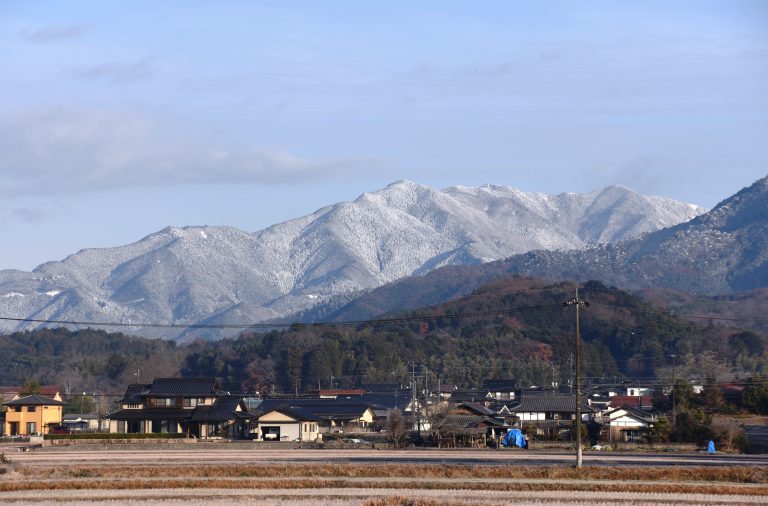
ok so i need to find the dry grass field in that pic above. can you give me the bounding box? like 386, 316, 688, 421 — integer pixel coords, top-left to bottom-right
2, 449, 768, 504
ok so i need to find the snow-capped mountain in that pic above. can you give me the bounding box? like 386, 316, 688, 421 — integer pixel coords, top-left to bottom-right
0, 180, 704, 338
495, 175, 768, 295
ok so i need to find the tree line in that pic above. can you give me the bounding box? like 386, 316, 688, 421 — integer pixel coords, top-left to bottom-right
0, 279, 765, 405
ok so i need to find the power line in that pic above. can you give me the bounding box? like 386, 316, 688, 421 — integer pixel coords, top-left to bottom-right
3, 284, 763, 331
0, 303, 560, 330
588, 302, 768, 323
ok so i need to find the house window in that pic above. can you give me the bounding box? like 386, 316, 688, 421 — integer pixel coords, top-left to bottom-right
152, 398, 174, 407
28, 406, 37, 412
26, 422, 36, 434
14, 406, 21, 412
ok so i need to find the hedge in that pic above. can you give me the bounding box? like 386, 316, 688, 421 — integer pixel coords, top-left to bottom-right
44, 433, 188, 440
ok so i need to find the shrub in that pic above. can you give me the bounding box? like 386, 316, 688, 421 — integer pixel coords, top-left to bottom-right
710, 418, 748, 452
44, 432, 187, 440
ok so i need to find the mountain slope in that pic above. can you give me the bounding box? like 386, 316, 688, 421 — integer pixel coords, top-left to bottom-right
502, 175, 768, 295
0, 181, 703, 337
318, 176, 768, 323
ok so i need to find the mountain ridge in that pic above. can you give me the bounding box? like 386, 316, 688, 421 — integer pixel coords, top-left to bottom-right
314, 175, 768, 324
0, 180, 704, 338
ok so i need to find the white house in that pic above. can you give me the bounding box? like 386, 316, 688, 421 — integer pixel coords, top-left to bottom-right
254, 407, 320, 442
601, 406, 655, 443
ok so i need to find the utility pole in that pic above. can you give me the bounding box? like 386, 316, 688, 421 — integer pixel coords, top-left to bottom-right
670, 354, 677, 428
564, 286, 589, 469
409, 361, 420, 438
552, 363, 558, 390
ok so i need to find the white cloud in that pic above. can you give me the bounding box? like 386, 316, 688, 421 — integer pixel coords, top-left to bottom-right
0, 107, 364, 197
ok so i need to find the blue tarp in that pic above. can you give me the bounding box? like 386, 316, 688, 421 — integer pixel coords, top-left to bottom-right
502, 428, 527, 448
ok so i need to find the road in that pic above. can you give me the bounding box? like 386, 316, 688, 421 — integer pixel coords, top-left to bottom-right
7, 446, 768, 467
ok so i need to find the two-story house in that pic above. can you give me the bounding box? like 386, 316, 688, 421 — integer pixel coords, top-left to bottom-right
509, 392, 595, 439
3, 394, 65, 436
107, 378, 250, 438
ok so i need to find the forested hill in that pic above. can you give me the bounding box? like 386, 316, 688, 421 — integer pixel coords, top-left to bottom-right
2, 279, 765, 395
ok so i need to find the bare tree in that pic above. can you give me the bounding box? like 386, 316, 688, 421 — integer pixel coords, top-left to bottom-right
426, 401, 451, 440
384, 409, 409, 449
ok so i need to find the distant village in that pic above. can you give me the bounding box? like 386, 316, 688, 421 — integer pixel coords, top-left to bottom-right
3, 375, 761, 451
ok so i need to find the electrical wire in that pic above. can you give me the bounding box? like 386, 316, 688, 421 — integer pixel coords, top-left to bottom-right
588, 301, 768, 323
0, 303, 561, 330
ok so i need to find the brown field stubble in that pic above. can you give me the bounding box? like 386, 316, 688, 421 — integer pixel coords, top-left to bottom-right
15, 463, 768, 483
2, 464, 767, 497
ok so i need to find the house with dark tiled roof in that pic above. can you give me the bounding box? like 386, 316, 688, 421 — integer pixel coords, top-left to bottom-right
510, 393, 595, 421
431, 383, 457, 400
454, 402, 497, 417
598, 405, 656, 443
449, 388, 493, 404
107, 378, 250, 438
509, 392, 595, 439
482, 379, 517, 401
357, 390, 412, 423
431, 402, 508, 448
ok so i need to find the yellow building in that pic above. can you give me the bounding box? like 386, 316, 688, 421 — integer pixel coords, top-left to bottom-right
3, 394, 65, 436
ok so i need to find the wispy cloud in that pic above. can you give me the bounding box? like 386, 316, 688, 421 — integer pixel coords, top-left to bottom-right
20, 24, 89, 43
0, 107, 366, 197
70, 58, 154, 84
12, 207, 53, 223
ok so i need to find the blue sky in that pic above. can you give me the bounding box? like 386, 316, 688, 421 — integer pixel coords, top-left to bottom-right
1, 1, 767, 270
